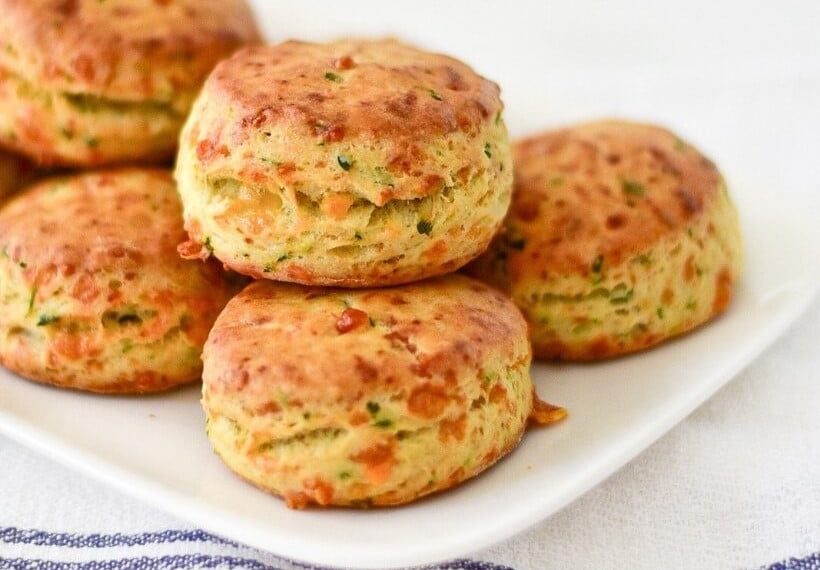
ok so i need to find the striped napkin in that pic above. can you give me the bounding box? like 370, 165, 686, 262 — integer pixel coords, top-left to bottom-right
0, 525, 817, 569
0, 525, 514, 570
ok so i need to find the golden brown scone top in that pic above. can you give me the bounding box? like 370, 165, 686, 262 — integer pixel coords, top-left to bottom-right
0, 0, 260, 101
203, 38, 502, 141
0, 169, 219, 300
204, 276, 528, 405
506, 120, 723, 279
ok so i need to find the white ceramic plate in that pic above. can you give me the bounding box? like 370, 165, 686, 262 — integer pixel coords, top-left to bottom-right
0, 186, 816, 569
2, 3, 819, 568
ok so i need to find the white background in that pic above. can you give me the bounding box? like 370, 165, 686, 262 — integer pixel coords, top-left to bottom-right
258, 0, 820, 206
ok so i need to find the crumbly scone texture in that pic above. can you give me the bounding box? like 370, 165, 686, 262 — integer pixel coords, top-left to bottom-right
466, 120, 743, 360
0, 150, 35, 202
0, 169, 238, 393
0, 0, 260, 165
202, 274, 533, 508
176, 39, 512, 287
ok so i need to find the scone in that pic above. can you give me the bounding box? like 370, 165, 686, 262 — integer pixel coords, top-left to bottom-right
467, 120, 743, 360
0, 0, 259, 166
0, 150, 35, 202
176, 39, 512, 287
0, 169, 238, 393
202, 275, 533, 508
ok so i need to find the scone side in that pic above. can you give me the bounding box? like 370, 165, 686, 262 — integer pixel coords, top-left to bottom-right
0, 66, 184, 165
202, 337, 532, 508
513, 183, 742, 360
175, 93, 513, 286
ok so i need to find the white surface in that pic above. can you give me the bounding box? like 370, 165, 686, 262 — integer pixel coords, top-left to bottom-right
2, 1, 820, 568
484, 299, 820, 570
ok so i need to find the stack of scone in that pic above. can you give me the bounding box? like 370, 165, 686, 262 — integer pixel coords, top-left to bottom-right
175, 38, 567, 508
0, 3, 742, 510
0, 0, 259, 392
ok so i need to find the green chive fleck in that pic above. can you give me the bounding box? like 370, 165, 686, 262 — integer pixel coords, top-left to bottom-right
416, 220, 433, 235
337, 154, 352, 171
203, 237, 214, 252
427, 88, 442, 101
27, 287, 37, 314
656, 306, 665, 319
591, 255, 603, 273
36, 314, 60, 327
354, 231, 363, 241
373, 418, 393, 429
610, 286, 634, 305
324, 71, 343, 83
84, 136, 100, 148
263, 263, 273, 273
621, 179, 646, 196
373, 166, 395, 187
484, 143, 492, 158
366, 401, 380, 416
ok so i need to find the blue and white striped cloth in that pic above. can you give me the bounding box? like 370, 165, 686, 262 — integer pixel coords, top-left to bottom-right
0, 527, 516, 570
0, 527, 818, 569
0, 527, 817, 570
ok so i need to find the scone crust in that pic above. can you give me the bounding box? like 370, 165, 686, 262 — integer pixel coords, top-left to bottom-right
176, 39, 512, 286
0, 0, 260, 165
0, 169, 236, 393
204, 39, 502, 150
0, 0, 260, 101
202, 274, 533, 507
467, 120, 743, 360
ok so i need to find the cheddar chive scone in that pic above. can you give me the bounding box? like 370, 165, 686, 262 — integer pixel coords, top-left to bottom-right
176, 39, 512, 287
467, 120, 743, 360
0, 0, 259, 166
0, 169, 238, 393
202, 275, 538, 508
